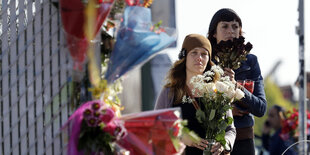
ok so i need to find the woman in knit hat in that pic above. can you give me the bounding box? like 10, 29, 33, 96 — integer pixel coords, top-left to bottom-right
155, 34, 236, 155
207, 8, 267, 155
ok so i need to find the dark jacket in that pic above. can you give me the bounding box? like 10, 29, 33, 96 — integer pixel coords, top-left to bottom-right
234, 54, 267, 128
262, 129, 297, 155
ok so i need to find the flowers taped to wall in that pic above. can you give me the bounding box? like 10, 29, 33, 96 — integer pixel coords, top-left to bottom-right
60, 0, 114, 70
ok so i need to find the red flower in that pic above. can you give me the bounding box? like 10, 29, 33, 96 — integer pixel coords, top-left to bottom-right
280, 108, 310, 140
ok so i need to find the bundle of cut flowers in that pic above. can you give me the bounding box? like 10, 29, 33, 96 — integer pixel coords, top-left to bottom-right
280, 108, 310, 140
213, 36, 253, 70
64, 100, 126, 155
116, 108, 200, 155
182, 65, 244, 146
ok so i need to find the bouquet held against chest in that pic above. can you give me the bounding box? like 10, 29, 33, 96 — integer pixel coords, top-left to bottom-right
183, 66, 245, 152
213, 36, 253, 70
213, 36, 254, 112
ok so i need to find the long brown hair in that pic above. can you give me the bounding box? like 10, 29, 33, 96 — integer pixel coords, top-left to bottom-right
164, 55, 214, 104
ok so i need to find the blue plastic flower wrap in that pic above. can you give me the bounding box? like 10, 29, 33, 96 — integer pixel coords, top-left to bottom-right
105, 6, 177, 83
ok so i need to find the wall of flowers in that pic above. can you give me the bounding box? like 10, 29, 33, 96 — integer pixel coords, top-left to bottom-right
59, 0, 199, 154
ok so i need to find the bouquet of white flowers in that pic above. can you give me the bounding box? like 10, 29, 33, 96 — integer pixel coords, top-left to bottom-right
183, 65, 244, 147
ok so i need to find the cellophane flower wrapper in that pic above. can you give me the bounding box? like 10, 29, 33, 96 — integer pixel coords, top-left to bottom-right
116, 108, 184, 155
63, 100, 126, 155
60, 0, 114, 70
105, 6, 177, 83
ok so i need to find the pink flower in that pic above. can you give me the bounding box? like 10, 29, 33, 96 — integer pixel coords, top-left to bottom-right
125, 0, 140, 6
100, 108, 115, 124
103, 121, 117, 136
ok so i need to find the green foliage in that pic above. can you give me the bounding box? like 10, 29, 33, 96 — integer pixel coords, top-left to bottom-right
195, 95, 233, 147
254, 77, 297, 136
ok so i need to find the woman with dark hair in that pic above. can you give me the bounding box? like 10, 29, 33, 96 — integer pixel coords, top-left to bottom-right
262, 105, 297, 155
155, 34, 236, 154
207, 8, 267, 155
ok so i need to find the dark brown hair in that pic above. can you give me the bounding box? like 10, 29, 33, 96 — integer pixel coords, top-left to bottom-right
272, 105, 286, 121
207, 8, 243, 51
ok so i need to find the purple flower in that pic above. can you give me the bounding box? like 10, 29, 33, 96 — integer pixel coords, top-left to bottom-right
86, 117, 100, 127
83, 108, 92, 119
94, 111, 102, 118
92, 102, 101, 111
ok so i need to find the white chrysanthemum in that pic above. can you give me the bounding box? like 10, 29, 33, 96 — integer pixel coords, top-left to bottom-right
190, 75, 204, 84
235, 88, 245, 100
182, 96, 194, 103
211, 65, 224, 75
187, 97, 193, 103
204, 71, 215, 77
182, 96, 187, 103
215, 81, 229, 93
192, 82, 207, 97
221, 76, 230, 82
204, 77, 211, 81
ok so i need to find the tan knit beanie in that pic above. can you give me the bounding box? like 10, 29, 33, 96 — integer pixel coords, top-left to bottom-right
179, 34, 212, 59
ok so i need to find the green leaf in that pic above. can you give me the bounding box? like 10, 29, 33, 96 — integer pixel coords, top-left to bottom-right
226, 117, 233, 125
196, 110, 206, 123
215, 130, 226, 146
182, 127, 201, 143
218, 120, 227, 130
209, 109, 216, 121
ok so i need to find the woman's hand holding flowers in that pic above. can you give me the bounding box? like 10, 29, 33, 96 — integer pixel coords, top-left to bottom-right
191, 140, 208, 150
190, 139, 224, 155
232, 104, 249, 117
223, 68, 236, 84
210, 142, 224, 155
